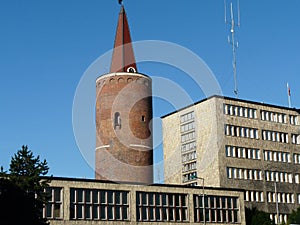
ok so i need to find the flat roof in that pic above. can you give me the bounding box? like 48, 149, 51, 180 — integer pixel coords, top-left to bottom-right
45, 176, 245, 193
161, 95, 300, 118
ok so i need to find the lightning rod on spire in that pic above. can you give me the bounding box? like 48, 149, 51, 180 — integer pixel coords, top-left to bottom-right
225, 0, 240, 98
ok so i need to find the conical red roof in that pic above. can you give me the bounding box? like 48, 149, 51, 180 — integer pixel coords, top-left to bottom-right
110, 6, 137, 73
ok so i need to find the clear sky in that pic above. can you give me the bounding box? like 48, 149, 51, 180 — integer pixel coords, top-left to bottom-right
0, 0, 299, 182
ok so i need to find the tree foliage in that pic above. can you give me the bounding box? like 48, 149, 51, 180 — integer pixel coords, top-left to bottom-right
0, 145, 51, 225
245, 207, 275, 225
287, 207, 300, 225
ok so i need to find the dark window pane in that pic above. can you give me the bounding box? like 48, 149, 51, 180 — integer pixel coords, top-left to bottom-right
115, 192, 121, 204
93, 190, 98, 203
149, 207, 154, 220
156, 194, 161, 206
169, 194, 174, 206
233, 198, 238, 208
122, 206, 128, 220
142, 207, 147, 220
54, 188, 61, 202
169, 208, 174, 221
210, 197, 215, 208
162, 194, 167, 206
93, 205, 99, 219
46, 204, 52, 218
77, 205, 83, 219
228, 210, 233, 222
182, 208, 187, 221
77, 190, 83, 203
181, 195, 187, 207
222, 210, 227, 222
70, 204, 75, 219
70, 189, 75, 203
175, 194, 180, 206
115, 206, 121, 220
54, 203, 61, 218
122, 192, 128, 205
205, 209, 209, 222
228, 198, 232, 208
107, 206, 113, 219
107, 191, 113, 204
222, 197, 226, 208
85, 190, 91, 203
234, 210, 238, 222
175, 208, 180, 221
204, 196, 209, 207
162, 207, 167, 221
156, 207, 161, 220
100, 191, 106, 203
149, 193, 154, 205
100, 205, 106, 220
217, 209, 222, 222
142, 193, 147, 205
216, 197, 220, 208
211, 209, 216, 222
85, 205, 91, 219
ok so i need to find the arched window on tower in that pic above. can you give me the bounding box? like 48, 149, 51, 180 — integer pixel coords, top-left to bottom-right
114, 112, 121, 129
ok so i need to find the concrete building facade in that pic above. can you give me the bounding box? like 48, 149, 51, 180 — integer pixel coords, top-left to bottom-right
44, 177, 246, 225
162, 95, 300, 223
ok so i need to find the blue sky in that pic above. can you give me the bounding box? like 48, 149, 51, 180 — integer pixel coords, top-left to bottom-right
0, 0, 299, 182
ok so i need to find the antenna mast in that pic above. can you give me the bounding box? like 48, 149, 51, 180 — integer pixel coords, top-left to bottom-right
225, 0, 240, 98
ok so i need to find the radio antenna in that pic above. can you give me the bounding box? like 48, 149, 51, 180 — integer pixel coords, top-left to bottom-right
225, 0, 240, 98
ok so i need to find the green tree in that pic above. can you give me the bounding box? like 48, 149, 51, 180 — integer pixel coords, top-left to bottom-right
245, 207, 275, 225
287, 207, 300, 225
0, 145, 51, 225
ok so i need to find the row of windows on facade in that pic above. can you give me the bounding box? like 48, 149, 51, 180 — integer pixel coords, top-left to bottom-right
194, 195, 239, 223
244, 191, 300, 205
225, 125, 259, 139
270, 214, 289, 225
224, 104, 258, 119
182, 161, 197, 173
225, 125, 295, 144
180, 121, 195, 133
181, 141, 196, 153
182, 150, 197, 163
262, 130, 289, 143
43, 187, 240, 224
181, 131, 196, 143
180, 111, 195, 124
225, 145, 260, 160
227, 167, 300, 184
223, 104, 299, 125
225, 146, 295, 163
182, 171, 197, 183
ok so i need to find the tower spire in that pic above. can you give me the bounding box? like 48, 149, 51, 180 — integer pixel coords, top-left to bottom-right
110, 6, 137, 73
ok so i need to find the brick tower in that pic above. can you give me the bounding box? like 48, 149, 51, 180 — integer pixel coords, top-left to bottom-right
95, 6, 153, 183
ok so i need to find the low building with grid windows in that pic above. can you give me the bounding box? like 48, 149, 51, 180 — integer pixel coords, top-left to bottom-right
162, 95, 300, 224
44, 177, 246, 225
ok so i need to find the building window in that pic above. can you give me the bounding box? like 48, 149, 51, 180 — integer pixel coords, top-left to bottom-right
180, 111, 195, 123
265, 171, 293, 183
114, 112, 121, 129
182, 151, 197, 163
244, 190, 264, 202
292, 134, 300, 145
43, 187, 63, 220
294, 154, 300, 164
183, 171, 197, 183
70, 188, 129, 221
180, 121, 195, 133
136, 192, 188, 222
267, 192, 294, 204
182, 161, 197, 173
262, 130, 288, 143
223, 104, 257, 119
181, 141, 196, 152
261, 110, 287, 124
225, 125, 258, 139
227, 167, 262, 181
290, 115, 299, 125
263, 150, 291, 163
226, 145, 260, 160
194, 195, 239, 223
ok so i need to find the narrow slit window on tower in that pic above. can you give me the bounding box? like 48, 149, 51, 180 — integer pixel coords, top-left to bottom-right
141, 115, 146, 122
114, 112, 121, 129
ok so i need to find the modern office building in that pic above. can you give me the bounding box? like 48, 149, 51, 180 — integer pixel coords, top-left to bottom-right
162, 95, 300, 223
95, 5, 153, 183
44, 177, 246, 225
